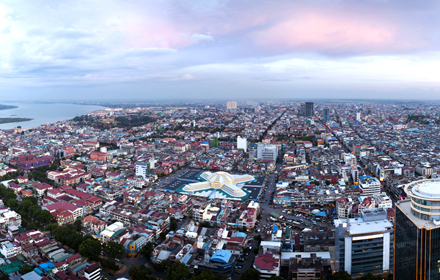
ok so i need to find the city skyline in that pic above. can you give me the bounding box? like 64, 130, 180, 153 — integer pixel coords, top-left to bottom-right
1, 0, 440, 101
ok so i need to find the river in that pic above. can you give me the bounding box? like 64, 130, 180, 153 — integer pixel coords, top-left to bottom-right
0, 102, 105, 129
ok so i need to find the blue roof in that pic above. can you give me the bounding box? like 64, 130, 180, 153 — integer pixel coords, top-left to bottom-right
210, 250, 232, 264
273, 225, 278, 232
236, 232, 246, 238
316, 212, 326, 217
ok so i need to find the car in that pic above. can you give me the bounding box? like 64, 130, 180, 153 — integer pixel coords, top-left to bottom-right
109, 273, 114, 276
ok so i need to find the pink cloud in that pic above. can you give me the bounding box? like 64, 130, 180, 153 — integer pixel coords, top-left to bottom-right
250, 9, 421, 55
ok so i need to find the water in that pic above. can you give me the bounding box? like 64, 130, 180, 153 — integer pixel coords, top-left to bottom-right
0, 102, 105, 129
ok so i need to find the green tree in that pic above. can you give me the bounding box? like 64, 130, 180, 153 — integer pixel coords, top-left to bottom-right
74, 219, 82, 232
103, 241, 125, 259
332, 271, 352, 280
267, 276, 284, 280
128, 265, 146, 280
138, 242, 154, 258
19, 264, 34, 275
167, 262, 190, 280
190, 270, 219, 280
240, 267, 260, 280
169, 218, 178, 231
79, 239, 101, 260
358, 273, 381, 280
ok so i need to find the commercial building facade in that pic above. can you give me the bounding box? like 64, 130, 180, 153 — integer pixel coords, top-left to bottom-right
335, 208, 393, 278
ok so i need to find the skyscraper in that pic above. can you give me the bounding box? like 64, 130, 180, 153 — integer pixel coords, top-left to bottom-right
300, 102, 306, 116
394, 179, 440, 280
305, 102, 314, 117
323, 107, 330, 122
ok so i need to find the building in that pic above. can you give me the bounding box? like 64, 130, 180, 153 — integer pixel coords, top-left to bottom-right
136, 160, 156, 179
393, 179, 440, 279
249, 143, 278, 162
10, 154, 55, 171
193, 249, 236, 278
356, 112, 361, 121
415, 162, 434, 177
84, 263, 101, 280
180, 171, 254, 200
359, 176, 381, 196
226, 101, 237, 109
254, 241, 282, 279
0, 241, 20, 259
335, 208, 393, 278
305, 102, 314, 117
237, 136, 247, 152
90, 151, 108, 162
288, 253, 324, 280
323, 107, 330, 122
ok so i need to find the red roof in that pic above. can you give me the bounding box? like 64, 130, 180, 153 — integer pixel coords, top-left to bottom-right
254, 253, 279, 270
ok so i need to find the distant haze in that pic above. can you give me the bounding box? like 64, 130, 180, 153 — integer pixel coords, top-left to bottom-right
1, 0, 440, 101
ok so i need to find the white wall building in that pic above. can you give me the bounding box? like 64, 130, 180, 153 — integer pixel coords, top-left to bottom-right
237, 136, 247, 152
0, 241, 20, 259
359, 176, 381, 196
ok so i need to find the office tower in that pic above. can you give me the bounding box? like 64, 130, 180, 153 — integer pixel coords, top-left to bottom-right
237, 136, 247, 152
394, 179, 440, 280
305, 102, 314, 117
323, 107, 330, 122
300, 102, 306, 116
226, 101, 237, 109
356, 112, 361, 121
335, 208, 393, 278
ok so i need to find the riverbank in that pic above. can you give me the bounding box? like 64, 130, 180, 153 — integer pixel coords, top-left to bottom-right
0, 104, 18, 110
0, 118, 32, 125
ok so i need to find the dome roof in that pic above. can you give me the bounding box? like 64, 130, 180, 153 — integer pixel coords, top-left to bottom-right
207, 172, 235, 189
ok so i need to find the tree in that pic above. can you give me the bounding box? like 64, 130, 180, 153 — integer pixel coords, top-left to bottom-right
167, 262, 190, 280
267, 276, 284, 280
138, 242, 154, 258
190, 270, 218, 280
169, 218, 178, 231
358, 273, 381, 280
240, 267, 260, 280
74, 219, 82, 232
332, 271, 352, 280
128, 265, 146, 280
79, 239, 101, 260
19, 264, 34, 275
103, 241, 125, 259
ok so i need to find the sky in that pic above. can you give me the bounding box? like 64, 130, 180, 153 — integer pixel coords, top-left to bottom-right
1, 0, 440, 101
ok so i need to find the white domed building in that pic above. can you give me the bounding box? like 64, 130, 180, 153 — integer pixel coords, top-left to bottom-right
180, 171, 255, 200
404, 179, 440, 221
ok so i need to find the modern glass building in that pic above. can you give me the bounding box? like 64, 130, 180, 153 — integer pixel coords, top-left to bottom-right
335, 208, 394, 278
394, 179, 440, 280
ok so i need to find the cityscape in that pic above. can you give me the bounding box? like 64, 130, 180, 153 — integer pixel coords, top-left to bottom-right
2, 0, 440, 280
0, 100, 437, 280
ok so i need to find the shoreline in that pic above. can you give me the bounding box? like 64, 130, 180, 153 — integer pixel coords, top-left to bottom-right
0, 117, 33, 125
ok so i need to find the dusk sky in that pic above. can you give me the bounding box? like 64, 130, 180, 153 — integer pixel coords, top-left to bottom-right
1, 0, 440, 101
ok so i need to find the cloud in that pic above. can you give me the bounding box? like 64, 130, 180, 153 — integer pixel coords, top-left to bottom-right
191, 33, 214, 42
180, 73, 195, 80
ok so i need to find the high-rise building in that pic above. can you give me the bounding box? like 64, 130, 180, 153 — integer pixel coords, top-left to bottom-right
300, 102, 306, 116
335, 208, 393, 278
305, 102, 314, 117
394, 179, 440, 280
226, 101, 237, 109
237, 136, 247, 152
323, 107, 330, 122
356, 112, 361, 121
